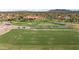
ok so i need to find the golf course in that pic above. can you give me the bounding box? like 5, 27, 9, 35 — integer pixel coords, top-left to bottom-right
0, 21, 79, 50
0, 9, 79, 50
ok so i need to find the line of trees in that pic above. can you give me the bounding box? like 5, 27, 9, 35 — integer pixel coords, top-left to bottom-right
1, 10, 79, 23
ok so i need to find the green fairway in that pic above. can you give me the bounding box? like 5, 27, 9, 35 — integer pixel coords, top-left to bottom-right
12, 21, 68, 29
0, 29, 79, 50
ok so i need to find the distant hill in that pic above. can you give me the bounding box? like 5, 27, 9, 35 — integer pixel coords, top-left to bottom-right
48, 9, 72, 13
48, 9, 79, 13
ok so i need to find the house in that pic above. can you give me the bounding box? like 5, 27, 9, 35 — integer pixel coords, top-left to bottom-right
64, 16, 71, 20
24, 15, 43, 20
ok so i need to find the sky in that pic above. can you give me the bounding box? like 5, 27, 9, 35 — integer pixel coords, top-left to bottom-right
0, 0, 79, 11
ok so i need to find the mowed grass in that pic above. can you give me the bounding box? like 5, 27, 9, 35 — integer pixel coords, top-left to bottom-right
0, 29, 79, 50
12, 21, 60, 26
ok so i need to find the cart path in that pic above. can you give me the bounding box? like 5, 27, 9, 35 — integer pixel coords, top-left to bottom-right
0, 22, 14, 36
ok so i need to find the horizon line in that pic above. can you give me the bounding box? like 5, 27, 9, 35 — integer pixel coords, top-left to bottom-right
0, 9, 79, 12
